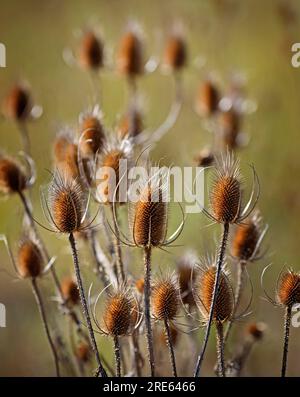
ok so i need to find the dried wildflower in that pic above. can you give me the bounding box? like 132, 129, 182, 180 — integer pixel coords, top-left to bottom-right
163, 34, 186, 71
79, 106, 105, 157
61, 277, 80, 306
53, 130, 80, 179
176, 251, 197, 307
117, 28, 144, 77
3, 84, 32, 121
117, 106, 143, 139
17, 239, 43, 279
152, 276, 180, 321
196, 80, 219, 117
79, 30, 103, 70
218, 109, 240, 150
0, 156, 27, 194
277, 270, 300, 307
194, 147, 214, 168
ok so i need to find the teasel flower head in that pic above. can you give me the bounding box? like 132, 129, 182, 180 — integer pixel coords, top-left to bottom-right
176, 250, 198, 307
163, 28, 187, 72
17, 238, 43, 279
117, 103, 144, 140
0, 153, 34, 195
277, 269, 300, 307
152, 274, 180, 321
78, 105, 105, 158
231, 210, 268, 262
75, 341, 91, 363
78, 30, 103, 71
53, 129, 80, 180
195, 80, 219, 117
61, 276, 80, 306
41, 172, 88, 234
194, 260, 234, 324
218, 109, 241, 150
203, 151, 259, 225
117, 24, 144, 77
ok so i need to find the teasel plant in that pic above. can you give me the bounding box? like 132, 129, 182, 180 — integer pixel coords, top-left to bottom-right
194, 151, 260, 377
224, 210, 268, 344
0, 233, 60, 376
39, 171, 107, 377
262, 266, 300, 377
192, 260, 235, 377
90, 284, 140, 377
151, 273, 181, 377
2, 82, 42, 156
110, 164, 185, 375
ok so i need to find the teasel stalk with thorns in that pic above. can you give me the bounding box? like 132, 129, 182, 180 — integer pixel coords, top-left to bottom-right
194, 262, 234, 377
224, 211, 268, 344
194, 152, 259, 377
111, 166, 184, 375
152, 274, 180, 377
0, 234, 60, 376
41, 172, 107, 377
262, 266, 300, 377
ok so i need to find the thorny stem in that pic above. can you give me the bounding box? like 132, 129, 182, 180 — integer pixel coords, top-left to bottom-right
18, 122, 31, 157
110, 205, 125, 283
194, 222, 229, 377
114, 336, 121, 377
69, 232, 107, 378
216, 322, 225, 377
144, 246, 155, 376
281, 305, 292, 377
224, 260, 245, 345
31, 278, 60, 377
164, 318, 178, 377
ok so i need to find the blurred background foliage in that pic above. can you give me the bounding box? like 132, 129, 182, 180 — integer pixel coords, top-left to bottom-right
1, 0, 300, 376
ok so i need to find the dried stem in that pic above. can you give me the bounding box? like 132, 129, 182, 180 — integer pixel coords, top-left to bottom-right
164, 318, 178, 377
18, 122, 31, 157
114, 336, 121, 377
31, 278, 60, 377
68, 232, 107, 377
144, 246, 155, 376
194, 222, 229, 377
216, 321, 225, 377
110, 205, 125, 283
131, 332, 143, 377
281, 305, 292, 377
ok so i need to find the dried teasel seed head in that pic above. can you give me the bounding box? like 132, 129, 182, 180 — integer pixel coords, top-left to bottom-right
3, 84, 31, 121
246, 322, 266, 341
117, 30, 143, 77
79, 31, 103, 70
75, 341, 91, 363
53, 132, 80, 180
210, 155, 241, 224
194, 147, 214, 168
152, 277, 180, 321
135, 278, 145, 294
277, 270, 300, 307
17, 239, 43, 279
0, 157, 27, 194
163, 34, 186, 71
131, 185, 168, 247
196, 80, 219, 117
61, 277, 79, 306
176, 252, 197, 306
48, 175, 85, 233
219, 109, 240, 150
79, 115, 105, 157
159, 323, 179, 347
118, 108, 143, 139
197, 266, 233, 323
103, 291, 134, 336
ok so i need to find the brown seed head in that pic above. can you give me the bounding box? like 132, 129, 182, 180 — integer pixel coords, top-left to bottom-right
277, 270, 300, 307
176, 253, 197, 306
75, 341, 91, 363
79, 31, 103, 70
0, 157, 27, 194
197, 266, 233, 323
103, 292, 133, 336
17, 239, 43, 279
61, 277, 79, 306
196, 80, 219, 117
118, 108, 143, 139
219, 109, 240, 150
163, 35, 186, 71
135, 278, 145, 294
80, 116, 105, 157
246, 322, 266, 341
231, 217, 259, 261
3, 85, 31, 121
117, 31, 143, 76
152, 277, 179, 321
194, 147, 214, 167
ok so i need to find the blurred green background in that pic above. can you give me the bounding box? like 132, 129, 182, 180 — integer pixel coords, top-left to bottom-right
1, 0, 300, 376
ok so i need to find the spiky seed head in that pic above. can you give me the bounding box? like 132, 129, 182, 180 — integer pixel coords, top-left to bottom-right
99, 149, 125, 204
163, 35, 186, 71
17, 239, 43, 279
79, 115, 105, 157
117, 31, 143, 76
196, 80, 219, 117
219, 109, 240, 150
61, 277, 79, 306
277, 270, 300, 307
135, 278, 145, 294
210, 154, 241, 224
49, 175, 85, 233
79, 31, 103, 70
152, 277, 179, 321
3, 84, 31, 121
159, 323, 179, 347
131, 185, 168, 247
0, 157, 27, 194
53, 134, 71, 164
197, 266, 233, 323
75, 341, 91, 363
231, 215, 260, 261
118, 108, 143, 139
246, 322, 266, 341
103, 291, 134, 336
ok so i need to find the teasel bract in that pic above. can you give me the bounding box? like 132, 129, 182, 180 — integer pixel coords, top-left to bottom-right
194, 151, 259, 377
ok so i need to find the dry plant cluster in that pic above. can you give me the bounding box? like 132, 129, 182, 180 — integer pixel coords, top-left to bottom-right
0, 22, 299, 378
